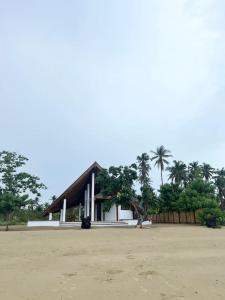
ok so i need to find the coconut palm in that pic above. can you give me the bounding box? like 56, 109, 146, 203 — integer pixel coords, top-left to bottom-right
214, 168, 225, 209
188, 161, 202, 182
201, 163, 214, 181
167, 160, 187, 186
137, 153, 151, 186
151, 145, 172, 185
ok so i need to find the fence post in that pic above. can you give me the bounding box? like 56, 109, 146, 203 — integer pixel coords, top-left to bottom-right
193, 211, 196, 224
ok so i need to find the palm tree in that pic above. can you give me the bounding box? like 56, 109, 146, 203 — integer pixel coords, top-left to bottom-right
167, 160, 187, 186
214, 168, 225, 209
201, 163, 214, 181
137, 153, 151, 186
188, 161, 201, 182
151, 145, 172, 185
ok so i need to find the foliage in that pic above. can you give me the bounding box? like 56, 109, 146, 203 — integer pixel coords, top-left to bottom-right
167, 160, 187, 186
0, 193, 30, 229
137, 153, 151, 186
0, 151, 46, 196
214, 168, 225, 209
97, 154, 156, 227
96, 164, 138, 209
151, 145, 172, 185
158, 183, 183, 213
176, 179, 217, 212
201, 163, 214, 182
0, 151, 47, 230
188, 161, 202, 182
197, 208, 225, 226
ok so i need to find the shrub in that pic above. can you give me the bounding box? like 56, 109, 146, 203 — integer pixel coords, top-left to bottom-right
197, 208, 225, 227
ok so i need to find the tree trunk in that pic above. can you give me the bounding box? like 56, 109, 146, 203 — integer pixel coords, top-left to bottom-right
193, 211, 196, 224
5, 213, 11, 231
161, 169, 164, 185
137, 216, 143, 228
131, 202, 143, 229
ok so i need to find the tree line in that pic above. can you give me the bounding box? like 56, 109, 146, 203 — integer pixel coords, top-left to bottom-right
97, 146, 225, 227
1, 148, 225, 229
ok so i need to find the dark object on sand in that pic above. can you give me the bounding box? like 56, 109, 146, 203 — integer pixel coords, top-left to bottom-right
206, 216, 217, 228
81, 216, 91, 229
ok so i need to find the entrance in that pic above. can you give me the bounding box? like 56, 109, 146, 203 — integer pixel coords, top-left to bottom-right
96, 202, 102, 221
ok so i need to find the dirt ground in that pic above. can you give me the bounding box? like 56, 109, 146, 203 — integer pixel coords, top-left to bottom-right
0, 225, 225, 300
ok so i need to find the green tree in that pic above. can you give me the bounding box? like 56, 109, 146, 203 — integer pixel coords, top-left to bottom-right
0, 192, 30, 230
0, 151, 47, 230
167, 160, 187, 186
201, 163, 214, 182
151, 145, 172, 185
97, 159, 156, 228
158, 183, 183, 212
176, 178, 217, 213
136, 153, 156, 225
188, 161, 202, 182
137, 153, 151, 186
214, 169, 225, 209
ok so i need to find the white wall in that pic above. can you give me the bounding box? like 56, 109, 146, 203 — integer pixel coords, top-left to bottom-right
104, 204, 117, 221
27, 221, 60, 227
118, 205, 133, 220
104, 205, 134, 221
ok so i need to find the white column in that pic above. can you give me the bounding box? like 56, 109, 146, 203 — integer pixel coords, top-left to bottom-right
60, 209, 63, 222
87, 184, 90, 217
49, 212, 52, 221
62, 198, 67, 222
91, 172, 95, 222
84, 190, 87, 218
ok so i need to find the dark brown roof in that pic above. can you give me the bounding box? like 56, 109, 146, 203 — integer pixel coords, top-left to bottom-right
44, 161, 103, 215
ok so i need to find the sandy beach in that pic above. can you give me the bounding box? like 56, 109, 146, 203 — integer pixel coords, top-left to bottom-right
0, 225, 225, 300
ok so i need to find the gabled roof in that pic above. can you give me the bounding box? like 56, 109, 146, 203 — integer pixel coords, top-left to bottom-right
44, 161, 103, 215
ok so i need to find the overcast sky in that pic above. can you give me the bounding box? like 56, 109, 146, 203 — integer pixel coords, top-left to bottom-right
0, 0, 225, 202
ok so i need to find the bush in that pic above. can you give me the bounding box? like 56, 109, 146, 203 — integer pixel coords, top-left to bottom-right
197, 208, 225, 227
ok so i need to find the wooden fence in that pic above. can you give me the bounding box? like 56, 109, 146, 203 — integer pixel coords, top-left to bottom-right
149, 211, 200, 224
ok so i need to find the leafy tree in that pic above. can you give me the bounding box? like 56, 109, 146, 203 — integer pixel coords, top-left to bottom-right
201, 163, 214, 182
197, 208, 225, 227
137, 153, 151, 186
188, 161, 202, 182
136, 153, 156, 225
97, 156, 156, 228
158, 183, 183, 212
214, 169, 225, 209
0, 151, 47, 230
176, 178, 217, 213
151, 145, 172, 185
0, 192, 30, 230
167, 160, 187, 186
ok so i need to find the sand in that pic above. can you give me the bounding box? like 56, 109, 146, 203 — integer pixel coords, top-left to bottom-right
0, 224, 225, 300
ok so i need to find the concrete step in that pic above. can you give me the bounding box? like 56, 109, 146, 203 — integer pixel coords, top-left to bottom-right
60, 221, 130, 228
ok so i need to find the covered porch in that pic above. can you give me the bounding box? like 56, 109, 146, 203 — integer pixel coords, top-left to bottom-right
44, 162, 104, 223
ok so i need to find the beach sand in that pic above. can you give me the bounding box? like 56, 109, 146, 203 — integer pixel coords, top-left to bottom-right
0, 224, 225, 300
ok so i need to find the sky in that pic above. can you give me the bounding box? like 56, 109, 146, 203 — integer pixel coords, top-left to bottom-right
0, 0, 225, 202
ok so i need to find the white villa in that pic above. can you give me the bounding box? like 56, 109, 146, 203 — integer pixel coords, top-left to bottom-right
28, 162, 136, 228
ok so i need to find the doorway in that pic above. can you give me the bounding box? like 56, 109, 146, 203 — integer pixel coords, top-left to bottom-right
96, 202, 102, 221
